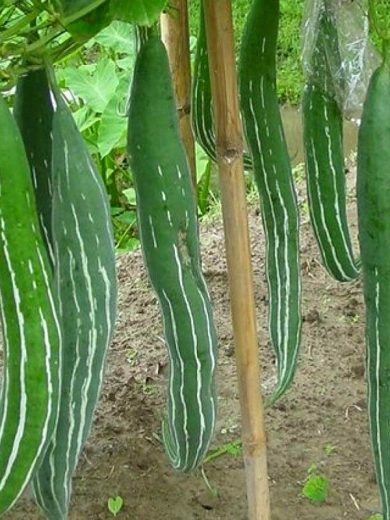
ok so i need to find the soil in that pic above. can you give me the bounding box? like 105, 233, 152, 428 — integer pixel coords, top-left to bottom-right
6, 168, 382, 520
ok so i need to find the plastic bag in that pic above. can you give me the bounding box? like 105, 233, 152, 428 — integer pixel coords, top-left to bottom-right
302, 0, 380, 119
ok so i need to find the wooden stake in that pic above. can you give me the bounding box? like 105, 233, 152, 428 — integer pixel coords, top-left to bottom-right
161, 0, 197, 188
202, 2, 271, 519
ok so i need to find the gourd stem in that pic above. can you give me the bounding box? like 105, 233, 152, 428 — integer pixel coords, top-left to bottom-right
202, 1, 271, 519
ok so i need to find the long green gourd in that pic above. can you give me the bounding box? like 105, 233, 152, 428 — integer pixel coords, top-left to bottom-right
357, 43, 390, 520
302, 1, 359, 282
32, 78, 117, 519
239, 0, 301, 405
0, 94, 62, 515
14, 68, 54, 267
192, 3, 253, 170
128, 35, 218, 472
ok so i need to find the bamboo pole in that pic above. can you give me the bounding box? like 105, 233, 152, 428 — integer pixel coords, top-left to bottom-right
161, 0, 197, 188
202, 2, 271, 519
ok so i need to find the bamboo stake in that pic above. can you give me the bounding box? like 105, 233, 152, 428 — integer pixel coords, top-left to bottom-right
161, 0, 197, 188
202, 2, 271, 519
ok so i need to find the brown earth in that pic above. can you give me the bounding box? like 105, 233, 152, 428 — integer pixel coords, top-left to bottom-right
6, 169, 382, 520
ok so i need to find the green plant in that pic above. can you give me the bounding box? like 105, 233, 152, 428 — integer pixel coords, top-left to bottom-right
32, 78, 117, 518
302, 2, 359, 283
302, 464, 330, 503
107, 495, 124, 517
0, 90, 62, 516
57, 20, 139, 251
323, 443, 337, 456
127, 34, 218, 473
277, 0, 304, 104
204, 439, 243, 464
367, 514, 384, 520
292, 162, 306, 183
239, 0, 301, 405
357, 30, 390, 520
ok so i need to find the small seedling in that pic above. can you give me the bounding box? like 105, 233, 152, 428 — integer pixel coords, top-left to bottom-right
108, 496, 124, 517
323, 443, 337, 455
204, 439, 243, 464
126, 348, 138, 365
367, 514, 383, 520
302, 464, 329, 503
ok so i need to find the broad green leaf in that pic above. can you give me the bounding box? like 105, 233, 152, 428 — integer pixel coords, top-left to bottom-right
109, 0, 168, 26
117, 56, 134, 71
66, 3, 112, 41
62, 58, 119, 113
97, 78, 129, 157
94, 21, 134, 55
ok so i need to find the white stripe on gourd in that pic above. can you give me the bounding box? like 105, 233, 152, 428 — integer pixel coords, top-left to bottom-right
127, 35, 218, 472
32, 83, 117, 519
357, 50, 390, 520
0, 94, 62, 516
302, 3, 359, 282
239, 0, 301, 405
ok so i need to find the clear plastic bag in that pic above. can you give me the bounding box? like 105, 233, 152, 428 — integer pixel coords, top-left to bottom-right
302, 0, 380, 119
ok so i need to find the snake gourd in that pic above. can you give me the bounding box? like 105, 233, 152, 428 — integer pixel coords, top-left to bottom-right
32, 79, 117, 519
303, 1, 359, 282
0, 93, 62, 516
239, 0, 301, 405
127, 35, 218, 472
357, 44, 390, 520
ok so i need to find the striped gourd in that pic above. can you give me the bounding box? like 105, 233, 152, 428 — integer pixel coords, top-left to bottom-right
127, 35, 218, 472
14, 68, 54, 267
32, 81, 117, 519
0, 94, 62, 515
357, 45, 390, 520
239, 0, 301, 405
192, 3, 253, 170
302, 2, 360, 282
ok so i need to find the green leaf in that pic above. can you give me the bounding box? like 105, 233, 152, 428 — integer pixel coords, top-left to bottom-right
110, 0, 168, 26
107, 495, 124, 516
72, 105, 100, 133
302, 474, 329, 503
115, 210, 137, 226
122, 188, 136, 206
97, 78, 129, 157
62, 58, 119, 113
66, 3, 112, 41
94, 20, 134, 55
55, 0, 108, 21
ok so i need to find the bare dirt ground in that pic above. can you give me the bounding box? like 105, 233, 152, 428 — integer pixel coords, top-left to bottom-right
7, 169, 382, 519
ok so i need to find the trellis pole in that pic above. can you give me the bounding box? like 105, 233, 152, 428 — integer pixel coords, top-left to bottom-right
160, 0, 197, 188
202, 1, 271, 518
